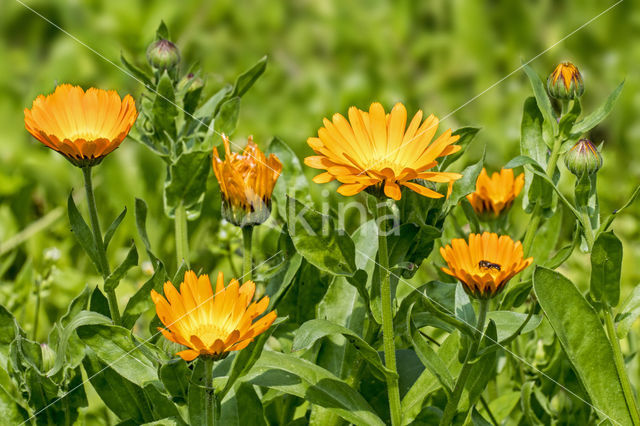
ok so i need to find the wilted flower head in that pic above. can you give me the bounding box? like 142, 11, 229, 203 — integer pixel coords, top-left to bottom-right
24, 85, 137, 167
304, 102, 462, 200
466, 168, 524, 219
440, 232, 533, 299
146, 39, 181, 71
151, 271, 277, 361
212, 135, 282, 227
564, 139, 602, 177
547, 62, 584, 100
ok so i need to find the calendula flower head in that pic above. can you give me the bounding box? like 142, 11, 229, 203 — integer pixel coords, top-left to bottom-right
146, 39, 181, 71
547, 62, 584, 100
466, 168, 525, 220
564, 139, 602, 177
151, 271, 277, 361
212, 135, 282, 228
24, 84, 137, 167
304, 102, 463, 200
440, 232, 533, 299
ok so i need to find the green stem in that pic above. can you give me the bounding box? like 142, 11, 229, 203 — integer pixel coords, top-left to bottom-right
440, 299, 489, 426
175, 202, 190, 268
580, 210, 596, 250
82, 167, 120, 324
203, 357, 217, 426
32, 278, 42, 341
376, 202, 402, 426
605, 308, 640, 425
242, 226, 254, 281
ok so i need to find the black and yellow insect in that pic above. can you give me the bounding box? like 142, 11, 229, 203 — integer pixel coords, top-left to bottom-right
478, 260, 501, 271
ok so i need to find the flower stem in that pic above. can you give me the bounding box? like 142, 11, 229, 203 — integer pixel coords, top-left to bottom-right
82, 167, 120, 324
440, 298, 489, 426
376, 202, 402, 426
175, 202, 190, 268
604, 308, 640, 425
242, 226, 254, 281
203, 357, 217, 426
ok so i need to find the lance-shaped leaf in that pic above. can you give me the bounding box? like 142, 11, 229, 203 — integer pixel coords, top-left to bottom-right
267, 137, 311, 219
523, 64, 557, 134
104, 243, 138, 292
121, 264, 167, 329
246, 351, 385, 426
616, 285, 640, 338
572, 81, 624, 136
164, 150, 211, 219
67, 193, 101, 275
590, 231, 622, 307
534, 267, 632, 425
293, 319, 396, 379
103, 207, 127, 251
152, 71, 178, 144
214, 97, 240, 136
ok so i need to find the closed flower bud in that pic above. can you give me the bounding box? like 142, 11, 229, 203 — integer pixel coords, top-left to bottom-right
41, 343, 55, 372
177, 73, 204, 92
547, 62, 584, 100
564, 139, 602, 176
146, 39, 181, 71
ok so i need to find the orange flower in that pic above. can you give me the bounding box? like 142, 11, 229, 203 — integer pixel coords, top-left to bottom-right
466, 168, 524, 218
212, 135, 282, 227
304, 102, 462, 200
24, 84, 137, 167
440, 232, 533, 299
151, 270, 277, 361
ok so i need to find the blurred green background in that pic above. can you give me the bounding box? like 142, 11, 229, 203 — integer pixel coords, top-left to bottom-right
1, 0, 639, 341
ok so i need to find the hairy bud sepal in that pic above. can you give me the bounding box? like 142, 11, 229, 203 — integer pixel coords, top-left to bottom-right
146, 39, 181, 72
565, 139, 602, 177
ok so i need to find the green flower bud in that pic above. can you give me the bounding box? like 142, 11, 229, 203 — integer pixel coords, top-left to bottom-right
177, 73, 204, 92
564, 139, 602, 176
146, 39, 181, 71
547, 62, 584, 100
41, 343, 55, 372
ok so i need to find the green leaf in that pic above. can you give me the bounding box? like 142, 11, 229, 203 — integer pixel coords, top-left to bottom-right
486, 311, 541, 342
460, 198, 481, 233
463, 321, 497, 408
246, 351, 384, 426
615, 285, 640, 338
443, 149, 484, 213
477, 391, 520, 424
214, 97, 240, 136
104, 243, 139, 292
438, 127, 480, 171
160, 358, 191, 403
590, 231, 623, 307
401, 333, 460, 425
230, 56, 267, 98
266, 137, 311, 219
135, 198, 162, 266
104, 207, 127, 250
533, 266, 632, 424
219, 382, 267, 426
152, 71, 178, 143
522, 64, 557, 134
83, 350, 175, 424
285, 196, 357, 276
121, 264, 167, 329
572, 81, 624, 136
120, 53, 153, 88
77, 324, 158, 386
67, 193, 101, 275
0, 367, 28, 424
519, 96, 554, 212
600, 184, 640, 233
48, 310, 111, 377
407, 304, 454, 393
164, 151, 211, 219
292, 319, 395, 379
0, 304, 21, 369
218, 317, 285, 400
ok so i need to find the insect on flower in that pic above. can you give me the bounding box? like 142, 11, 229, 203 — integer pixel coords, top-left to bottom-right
478, 260, 501, 271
